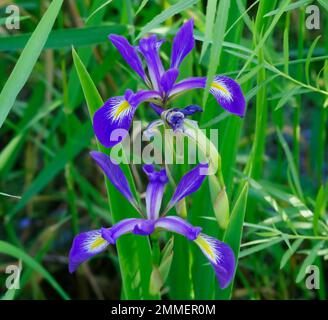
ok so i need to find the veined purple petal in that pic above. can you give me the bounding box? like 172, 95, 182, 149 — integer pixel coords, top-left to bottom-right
160, 68, 179, 95
210, 76, 246, 117
169, 75, 246, 117
109, 34, 147, 82
143, 164, 169, 219
93, 90, 161, 148
149, 103, 164, 116
165, 163, 209, 211
137, 35, 165, 91
101, 218, 143, 243
90, 151, 138, 209
170, 19, 195, 69
194, 234, 235, 289
156, 216, 202, 241
69, 229, 108, 273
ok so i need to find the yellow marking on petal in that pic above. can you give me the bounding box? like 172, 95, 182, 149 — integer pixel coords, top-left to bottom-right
113, 100, 130, 120
90, 237, 107, 251
211, 82, 229, 95
195, 236, 215, 260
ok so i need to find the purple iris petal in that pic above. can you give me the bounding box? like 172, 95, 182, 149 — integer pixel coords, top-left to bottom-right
143, 164, 169, 219
69, 229, 108, 273
156, 216, 202, 241
133, 219, 155, 236
93, 90, 161, 148
165, 109, 185, 131
169, 75, 246, 117
160, 68, 179, 95
101, 218, 143, 243
170, 19, 195, 69
194, 234, 235, 289
137, 35, 165, 91
149, 103, 164, 116
180, 105, 203, 116
166, 163, 209, 211
90, 151, 138, 208
109, 34, 147, 82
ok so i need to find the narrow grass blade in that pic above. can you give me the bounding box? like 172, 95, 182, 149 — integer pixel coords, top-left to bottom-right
137, 0, 199, 39
0, 241, 70, 300
0, 0, 63, 128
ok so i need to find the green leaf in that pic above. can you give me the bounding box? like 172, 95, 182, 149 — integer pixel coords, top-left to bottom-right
136, 0, 150, 15
305, 36, 321, 84
296, 241, 324, 283
264, 0, 311, 17
199, 0, 218, 61
239, 237, 283, 258
216, 181, 249, 299
0, 25, 126, 52
136, 0, 200, 39
276, 127, 304, 201
280, 238, 304, 269
86, 0, 113, 23
0, 241, 69, 300
0, 0, 63, 128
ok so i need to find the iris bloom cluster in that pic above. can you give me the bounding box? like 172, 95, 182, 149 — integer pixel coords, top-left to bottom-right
93, 19, 246, 148
69, 19, 246, 291
69, 151, 235, 289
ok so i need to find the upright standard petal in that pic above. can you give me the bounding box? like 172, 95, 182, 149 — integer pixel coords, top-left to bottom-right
169, 76, 246, 117
165, 163, 209, 211
69, 229, 108, 273
156, 216, 202, 240
90, 151, 138, 208
143, 164, 169, 220
101, 218, 143, 243
160, 68, 179, 96
137, 35, 165, 91
194, 234, 235, 289
109, 34, 147, 82
93, 90, 161, 148
170, 19, 195, 69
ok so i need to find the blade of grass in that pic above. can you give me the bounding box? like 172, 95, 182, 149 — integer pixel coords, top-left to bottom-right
0, 0, 63, 128
0, 241, 70, 300
136, 0, 199, 39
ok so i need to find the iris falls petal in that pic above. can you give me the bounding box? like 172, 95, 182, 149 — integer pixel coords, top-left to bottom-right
143, 164, 169, 219
93, 95, 136, 148
169, 76, 246, 117
210, 75, 246, 117
93, 90, 161, 148
194, 234, 235, 289
69, 229, 108, 273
